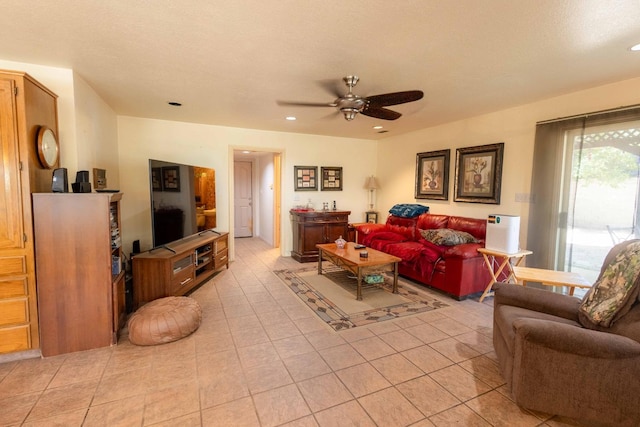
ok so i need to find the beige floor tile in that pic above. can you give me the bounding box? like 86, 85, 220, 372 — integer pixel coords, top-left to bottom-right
370, 353, 425, 384
263, 319, 303, 340
26, 379, 99, 422
0, 392, 40, 425
304, 329, 347, 351
143, 381, 200, 425
21, 408, 87, 427
338, 326, 376, 342
429, 403, 492, 426
278, 415, 319, 427
429, 364, 493, 402
232, 325, 271, 348
379, 329, 425, 351
236, 341, 281, 369
201, 396, 260, 427
92, 366, 151, 405
455, 330, 496, 354
397, 375, 461, 417
358, 387, 425, 426
429, 337, 482, 363
273, 335, 315, 359
458, 355, 506, 389
84, 398, 144, 427
147, 411, 202, 426
297, 372, 354, 412
431, 317, 474, 336
318, 343, 366, 370
314, 400, 376, 427
199, 369, 250, 409
405, 322, 450, 344
335, 362, 391, 397
402, 345, 454, 373
350, 335, 397, 360
244, 360, 293, 393
253, 384, 311, 427
466, 390, 542, 427
281, 351, 332, 382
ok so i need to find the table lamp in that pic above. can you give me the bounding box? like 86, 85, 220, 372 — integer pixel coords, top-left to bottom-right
364, 175, 379, 210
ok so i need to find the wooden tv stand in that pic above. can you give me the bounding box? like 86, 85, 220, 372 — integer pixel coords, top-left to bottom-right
132, 230, 229, 308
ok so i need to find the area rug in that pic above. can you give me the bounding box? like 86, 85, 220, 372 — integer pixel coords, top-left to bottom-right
274, 264, 449, 331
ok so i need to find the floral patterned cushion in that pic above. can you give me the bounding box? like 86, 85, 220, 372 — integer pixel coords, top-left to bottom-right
419, 228, 479, 246
579, 240, 640, 328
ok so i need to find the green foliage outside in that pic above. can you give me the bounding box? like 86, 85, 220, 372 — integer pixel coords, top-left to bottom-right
573, 146, 639, 187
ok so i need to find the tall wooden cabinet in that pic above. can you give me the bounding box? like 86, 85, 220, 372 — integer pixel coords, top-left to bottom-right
0, 70, 58, 355
33, 193, 126, 357
290, 210, 351, 262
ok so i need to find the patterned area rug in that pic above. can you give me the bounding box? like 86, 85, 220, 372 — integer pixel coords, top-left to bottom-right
274, 264, 449, 331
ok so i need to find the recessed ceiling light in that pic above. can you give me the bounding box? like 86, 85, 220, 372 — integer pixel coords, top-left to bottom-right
631, 43, 640, 51
373, 125, 383, 130
285, 116, 296, 121
168, 101, 182, 106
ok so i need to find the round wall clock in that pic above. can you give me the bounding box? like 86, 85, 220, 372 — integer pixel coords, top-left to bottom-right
36, 126, 59, 169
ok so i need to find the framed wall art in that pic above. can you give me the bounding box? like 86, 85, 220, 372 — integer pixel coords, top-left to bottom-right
162, 166, 181, 192
454, 142, 504, 204
294, 166, 318, 191
151, 167, 162, 191
415, 149, 450, 200
321, 166, 343, 191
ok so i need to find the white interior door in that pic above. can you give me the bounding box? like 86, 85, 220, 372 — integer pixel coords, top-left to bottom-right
234, 161, 253, 237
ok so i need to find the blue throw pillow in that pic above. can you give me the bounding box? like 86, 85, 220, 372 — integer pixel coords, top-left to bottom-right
388, 204, 429, 218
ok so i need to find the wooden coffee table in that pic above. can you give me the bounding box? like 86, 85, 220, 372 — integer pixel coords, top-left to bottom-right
316, 242, 402, 300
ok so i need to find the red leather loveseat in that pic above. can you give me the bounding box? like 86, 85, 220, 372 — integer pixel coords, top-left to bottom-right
354, 212, 492, 300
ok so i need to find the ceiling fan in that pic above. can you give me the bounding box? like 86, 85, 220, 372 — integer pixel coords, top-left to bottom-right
277, 76, 424, 121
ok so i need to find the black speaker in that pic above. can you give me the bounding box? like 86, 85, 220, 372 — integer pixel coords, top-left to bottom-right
72, 182, 92, 193
52, 168, 68, 193
75, 170, 90, 182
132, 240, 141, 254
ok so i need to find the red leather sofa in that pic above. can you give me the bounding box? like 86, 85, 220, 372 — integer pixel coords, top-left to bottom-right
354, 213, 493, 300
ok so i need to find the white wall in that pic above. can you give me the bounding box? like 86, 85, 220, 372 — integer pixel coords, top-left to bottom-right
117, 116, 377, 257
378, 76, 640, 249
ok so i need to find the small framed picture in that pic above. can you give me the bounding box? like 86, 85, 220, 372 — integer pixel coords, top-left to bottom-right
321, 166, 343, 191
162, 166, 181, 192
415, 149, 450, 200
151, 167, 162, 191
294, 166, 318, 191
454, 142, 504, 204
366, 211, 378, 224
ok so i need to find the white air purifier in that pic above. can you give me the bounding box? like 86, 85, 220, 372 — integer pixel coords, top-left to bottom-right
485, 214, 520, 254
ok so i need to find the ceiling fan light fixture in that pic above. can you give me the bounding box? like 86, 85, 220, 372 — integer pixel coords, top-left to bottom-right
285, 116, 297, 121
341, 108, 358, 121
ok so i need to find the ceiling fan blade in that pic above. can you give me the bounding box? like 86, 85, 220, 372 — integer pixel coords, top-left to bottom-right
365, 90, 424, 107
361, 105, 402, 120
276, 100, 337, 107
317, 79, 343, 98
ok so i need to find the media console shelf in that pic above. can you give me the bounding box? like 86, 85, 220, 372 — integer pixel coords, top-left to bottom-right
132, 230, 228, 308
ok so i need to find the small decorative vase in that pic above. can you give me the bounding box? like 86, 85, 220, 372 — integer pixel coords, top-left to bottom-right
429, 180, 437, 189
473, 173, 482, 187
335, 235, 346, 249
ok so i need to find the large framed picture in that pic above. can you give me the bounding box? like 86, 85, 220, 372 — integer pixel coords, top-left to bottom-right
162, 166, 181, 192
454, 142, 504, 204
321, 166, 343, 191
294, 166, 318, 191
415, 149, 450, 200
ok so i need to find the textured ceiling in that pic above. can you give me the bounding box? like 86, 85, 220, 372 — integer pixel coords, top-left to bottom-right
1, 0, 639, 140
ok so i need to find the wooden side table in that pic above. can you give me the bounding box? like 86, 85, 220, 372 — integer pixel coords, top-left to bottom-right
477, 247, 533, 302
513, 266, 592, 296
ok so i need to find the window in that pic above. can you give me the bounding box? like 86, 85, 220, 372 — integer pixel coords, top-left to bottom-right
528, 107, 640, 295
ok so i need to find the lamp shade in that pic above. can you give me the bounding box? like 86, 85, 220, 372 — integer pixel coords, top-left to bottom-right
364, 176, 379, 190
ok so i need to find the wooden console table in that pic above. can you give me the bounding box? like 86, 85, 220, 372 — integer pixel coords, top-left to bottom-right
290, 210, 350, 262
133, 230, 228, 308
477, 247, 532, 302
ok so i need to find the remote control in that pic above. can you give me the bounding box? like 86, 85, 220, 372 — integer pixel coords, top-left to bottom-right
354, 244, 366, 249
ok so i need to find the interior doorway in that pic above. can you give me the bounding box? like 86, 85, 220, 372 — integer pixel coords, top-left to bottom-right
232, 150, 282, 248
234, 161, 253, 237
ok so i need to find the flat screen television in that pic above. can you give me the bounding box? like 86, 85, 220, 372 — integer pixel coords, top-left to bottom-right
149, 159, 216, 247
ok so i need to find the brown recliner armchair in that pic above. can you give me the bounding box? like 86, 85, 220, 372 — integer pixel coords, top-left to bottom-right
493, 240, 640, 426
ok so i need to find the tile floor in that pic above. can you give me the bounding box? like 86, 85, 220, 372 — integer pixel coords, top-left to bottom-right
0, 237, 586, 426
